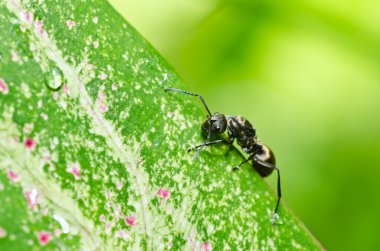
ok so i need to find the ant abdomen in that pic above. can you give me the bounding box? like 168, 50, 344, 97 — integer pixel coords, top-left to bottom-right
253, 145, 276, 177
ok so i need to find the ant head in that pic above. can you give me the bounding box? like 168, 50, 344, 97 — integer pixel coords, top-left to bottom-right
201, 113, 227, 134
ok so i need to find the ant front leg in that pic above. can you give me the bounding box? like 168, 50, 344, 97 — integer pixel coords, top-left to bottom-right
189, 133, 234, 161
187, 139, 226, 152
190, 129, 213, 161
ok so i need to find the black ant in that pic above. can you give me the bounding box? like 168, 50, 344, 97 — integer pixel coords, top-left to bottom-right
165, 88, 282, 224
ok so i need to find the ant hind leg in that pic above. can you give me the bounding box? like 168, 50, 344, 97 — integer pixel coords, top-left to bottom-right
232, 147, 261, 171
253, 157, 282, 225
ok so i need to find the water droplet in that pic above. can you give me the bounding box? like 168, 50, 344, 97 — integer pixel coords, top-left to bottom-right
45, 67, 63, 90
271, 213, 279, 225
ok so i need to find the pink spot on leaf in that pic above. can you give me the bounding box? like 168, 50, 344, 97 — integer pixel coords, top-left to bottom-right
44, 153, 51, 162
116, 230, 128, 240
98, 72, 107, 80
111, 83, 117, 90
34, 20, 42, 29
70, 166, 81, 179
7, 170, 19, 182
0, 227, 6, 238
25, 189, 39, 210
125, 216, 136, 226
66, 20, 76, 29
100, 104, 108, 112
97, 92, 105, 102
93, 41, 99, 48
24, 138, 36, 149
37, 232, 52, 245
105, 222, 112, 232
20, 11, 33, 23
34, 20, 46, 37
0, 79, 9, 94
116, 182, 123, 190
99, 214, 105, 222
204, 242, 211, 251
63, 84, 70, 94
158, 188, 170, 203
11, 50, 19, 61
52, 92, 59, 100
97, 92, 108, 112
106, 192, 113, 199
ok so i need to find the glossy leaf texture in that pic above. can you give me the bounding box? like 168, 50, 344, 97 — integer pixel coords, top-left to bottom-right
0, 0, 322, 250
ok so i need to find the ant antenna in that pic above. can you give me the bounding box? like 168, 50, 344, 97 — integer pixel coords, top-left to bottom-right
164, 88, 212, 116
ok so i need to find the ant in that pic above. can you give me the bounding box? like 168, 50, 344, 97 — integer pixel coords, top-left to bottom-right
165, 87, 282, 224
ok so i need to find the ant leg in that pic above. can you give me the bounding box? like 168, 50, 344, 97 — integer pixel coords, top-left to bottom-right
232, 148, 261, 171
232, 158, 252, 171
187, 139, 226, 152
191, 129, 212, 161
190, 136, 234, 161
192, 144, 204, 161
253, 157, 282, 225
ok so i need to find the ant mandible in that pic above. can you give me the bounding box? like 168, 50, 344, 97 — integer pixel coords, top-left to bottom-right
165, 87, 282, 224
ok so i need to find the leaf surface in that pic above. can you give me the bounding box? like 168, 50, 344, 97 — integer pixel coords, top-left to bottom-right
0, 1, 321, 250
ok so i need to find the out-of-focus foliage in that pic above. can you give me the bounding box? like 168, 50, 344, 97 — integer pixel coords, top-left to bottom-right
110, 0, 380, 250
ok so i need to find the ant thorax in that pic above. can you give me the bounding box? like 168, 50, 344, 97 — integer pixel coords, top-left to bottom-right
227, 116, 260, 153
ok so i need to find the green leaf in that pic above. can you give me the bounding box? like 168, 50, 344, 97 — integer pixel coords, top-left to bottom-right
0, 0, 322, 250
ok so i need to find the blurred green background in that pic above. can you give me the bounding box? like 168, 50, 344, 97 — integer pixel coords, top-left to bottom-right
109, 1, 380, 250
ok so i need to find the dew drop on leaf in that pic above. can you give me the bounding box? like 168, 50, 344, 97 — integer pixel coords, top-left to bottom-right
45, 66, 64, 90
